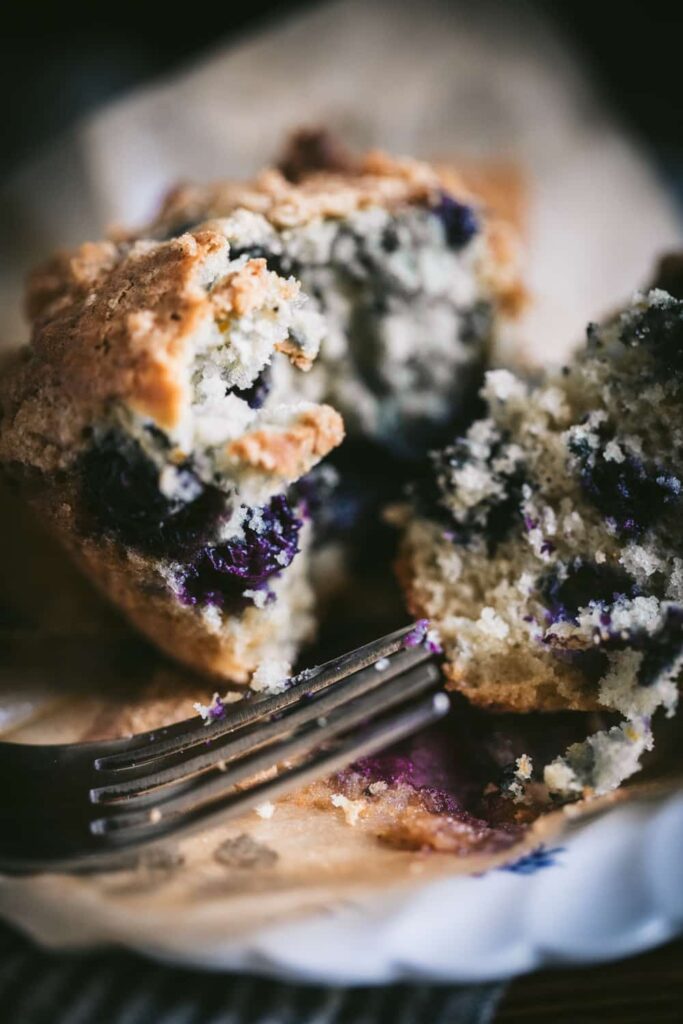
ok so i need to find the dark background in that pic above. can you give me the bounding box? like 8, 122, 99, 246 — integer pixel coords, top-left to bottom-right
1, 0, 682, 197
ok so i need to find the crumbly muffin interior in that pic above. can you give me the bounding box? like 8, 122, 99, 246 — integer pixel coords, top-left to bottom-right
400, 289, 683, 796
142, 150, 523, 459
159, 203, 490, 458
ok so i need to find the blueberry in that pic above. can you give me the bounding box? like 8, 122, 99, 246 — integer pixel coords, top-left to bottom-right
381, 225, 400, 253
618, 297, 683, 374
177, 494, 302, 608
431, 192, 479, 250
420, 429, 526, 554
542, 563, 683, 688
226, 365, 271, 410
542, 559, 639, 626
570, 432, 682, 538
635, 606, 683, 687
80, 431, 226, 557
228, 245, 298, 279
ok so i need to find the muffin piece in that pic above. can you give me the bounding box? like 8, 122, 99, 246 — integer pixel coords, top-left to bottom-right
132, 143, 524, 457
399, 286, 683, 795
0, 226, 344, 680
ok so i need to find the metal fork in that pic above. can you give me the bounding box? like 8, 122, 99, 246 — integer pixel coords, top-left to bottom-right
0, 624, 447, 873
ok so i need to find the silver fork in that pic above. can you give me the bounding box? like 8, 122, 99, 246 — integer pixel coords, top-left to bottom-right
0, 624, 447, 873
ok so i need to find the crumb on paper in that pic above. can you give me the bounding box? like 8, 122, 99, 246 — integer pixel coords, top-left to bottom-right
250, 660, 292, 694
331, 793, 366, 826
368, 780, 388, 795
507, 754, 534, 803
214, 833, 279, 869
544, 759, 582, 796
255, 801, 275, 819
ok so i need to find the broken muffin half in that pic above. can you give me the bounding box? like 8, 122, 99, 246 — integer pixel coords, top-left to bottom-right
0, 225, 343, 680
398, 285, 683, 797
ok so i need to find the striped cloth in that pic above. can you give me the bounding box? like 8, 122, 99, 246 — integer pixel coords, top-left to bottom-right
0, 921, 504, 1024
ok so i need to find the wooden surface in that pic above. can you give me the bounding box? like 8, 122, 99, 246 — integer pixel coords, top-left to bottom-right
498, 939, 683, 1022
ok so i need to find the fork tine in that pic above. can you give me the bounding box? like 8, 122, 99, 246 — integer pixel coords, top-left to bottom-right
96, 622, 424, 772
90, 689, 450, 849
92, 645, 433, 803
92, 661, 440, 821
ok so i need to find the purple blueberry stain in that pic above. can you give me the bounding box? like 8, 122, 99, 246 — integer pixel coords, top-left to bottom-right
208, 695, 226, 721
403, 619, 429, 648
194, 691, 229, 725
402, 619, 443, 654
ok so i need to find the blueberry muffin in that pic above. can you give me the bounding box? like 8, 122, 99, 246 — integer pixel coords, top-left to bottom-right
0, 226, 344, 680
399, 285, 683, 795
133, 138, 525, 457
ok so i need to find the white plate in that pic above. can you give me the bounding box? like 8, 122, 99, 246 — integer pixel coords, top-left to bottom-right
2, 792, 682, 983
233, 798, 683, 984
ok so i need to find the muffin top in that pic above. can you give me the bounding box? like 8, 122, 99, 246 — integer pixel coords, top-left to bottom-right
122, 142, 526, 319
1, 223, 342, 488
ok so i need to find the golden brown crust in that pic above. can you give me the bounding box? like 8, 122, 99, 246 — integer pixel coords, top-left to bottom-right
25, 240, 120, 322
227, 405, 344, 481
211, 257, 297, 318
144, 154, 461, 234
274, 336, 314, 370
134, 148, 525, 323
4, 232, 223, 470
2, 234, 307, 476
